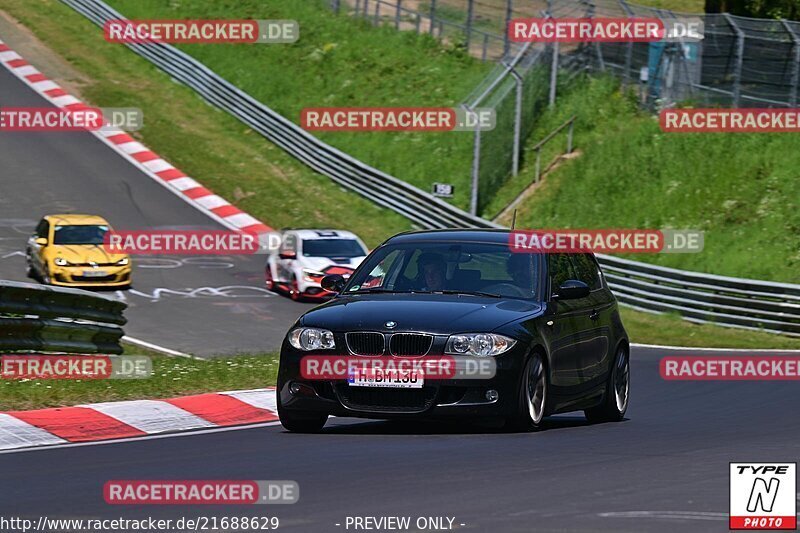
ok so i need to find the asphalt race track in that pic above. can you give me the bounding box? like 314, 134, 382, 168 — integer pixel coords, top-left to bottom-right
0, 64, 313, 357
1, 346, 798, 532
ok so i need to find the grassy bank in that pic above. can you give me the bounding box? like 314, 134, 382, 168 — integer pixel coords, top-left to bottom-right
101, 0, 491, 211
494, 76, 800, 283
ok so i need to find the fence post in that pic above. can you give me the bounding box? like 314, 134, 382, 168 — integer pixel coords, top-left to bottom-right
395, 0, 402, 29
374, 1, 380, 25
355, 0, 361, 16
619, 0, 634, 89
549, 42, 559, 108
470, 114, 481, 216
724, 13, 744, 107
567, 118, 574, 154
429, 0, 437, 35
503, 0, 513, 57
466, 0, 475, 51
332, 0, 341, 14
509, 66, 523, 176
782, 19, 800, 107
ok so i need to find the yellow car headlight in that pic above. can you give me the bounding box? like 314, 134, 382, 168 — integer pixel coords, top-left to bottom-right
116, 258, 130, 266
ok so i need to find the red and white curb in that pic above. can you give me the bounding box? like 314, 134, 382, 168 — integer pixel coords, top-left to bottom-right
0, 38, 272, 236
0, 388, 278, 451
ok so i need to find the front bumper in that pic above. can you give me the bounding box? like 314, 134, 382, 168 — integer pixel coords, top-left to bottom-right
49, 265, 131, 287
277, 348, 527, 420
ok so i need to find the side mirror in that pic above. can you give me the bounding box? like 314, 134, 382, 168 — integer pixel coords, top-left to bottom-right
553, 279, 590, 300
279, 250, 296, 260
321, 274, 346, 293
34, 237, 48, 246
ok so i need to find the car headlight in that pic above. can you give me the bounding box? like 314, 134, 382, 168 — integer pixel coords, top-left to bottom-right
53, 257, 70, 266
116, 258, 129, 266
288, 327, 336, 351
445, 333, 516, 357
302, 268, 325, 282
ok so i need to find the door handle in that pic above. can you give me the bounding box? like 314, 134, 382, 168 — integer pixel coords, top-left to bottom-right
589, 310, 600, 321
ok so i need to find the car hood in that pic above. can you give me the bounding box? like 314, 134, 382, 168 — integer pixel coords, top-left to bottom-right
301, 293, 543, 333
48, 244, 128, 264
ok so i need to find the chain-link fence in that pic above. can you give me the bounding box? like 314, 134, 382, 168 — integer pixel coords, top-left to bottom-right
330, 0, 800, 216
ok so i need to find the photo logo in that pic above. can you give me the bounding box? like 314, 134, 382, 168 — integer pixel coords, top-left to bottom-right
509, 229, 703, 254
0, 355, 151, 380
509, 17, 702, 43
730, 463, 796, 530
0, 107, 143, 132
661, 356, 800, 381
103, 230, 277, 255
104, 480, 299, 505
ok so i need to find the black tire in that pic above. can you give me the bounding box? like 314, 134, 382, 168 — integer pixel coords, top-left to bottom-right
277, 391, 327, 433
585, 346, 630, 423
278, 409, 328, 433
505, 351, 549, 432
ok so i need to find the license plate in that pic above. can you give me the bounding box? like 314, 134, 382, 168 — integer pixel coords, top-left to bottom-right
82, 270, 108, 277
348, 368, 424, 389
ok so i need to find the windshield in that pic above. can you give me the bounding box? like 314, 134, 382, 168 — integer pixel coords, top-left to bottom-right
344, 241, 541, 300
302, 238, 365, 258
53, 225, 109, 245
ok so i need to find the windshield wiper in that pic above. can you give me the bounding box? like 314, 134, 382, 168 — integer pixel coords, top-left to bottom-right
431, 290, 503, 298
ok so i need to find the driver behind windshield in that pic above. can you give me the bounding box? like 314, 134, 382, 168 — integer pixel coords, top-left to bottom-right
416, 252, 446, 291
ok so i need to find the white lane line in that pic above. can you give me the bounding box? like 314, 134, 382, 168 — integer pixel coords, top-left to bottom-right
632, 343, 800, 353
0, 414, 67, 450
81, 400, 214, 434
0, 421, 283, 455
122, 335, 199, 359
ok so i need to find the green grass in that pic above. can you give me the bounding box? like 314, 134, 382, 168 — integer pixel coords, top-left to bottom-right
0, 347, 279, 411
2, 0, 413, 248
100, 0, 492, 212
496, 75, 800, 283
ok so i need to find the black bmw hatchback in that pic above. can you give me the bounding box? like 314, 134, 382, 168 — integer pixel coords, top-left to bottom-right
277, 229, 630, 433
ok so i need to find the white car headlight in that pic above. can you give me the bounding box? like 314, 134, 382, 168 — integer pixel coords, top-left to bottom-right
54, 257, 70, 266
445, 333, 516, 357
288, 327, 336, 351
116, 258, 129, 266
302, 268, 325, 282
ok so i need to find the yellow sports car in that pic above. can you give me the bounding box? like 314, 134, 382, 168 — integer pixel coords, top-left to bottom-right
25, 214, 131, 288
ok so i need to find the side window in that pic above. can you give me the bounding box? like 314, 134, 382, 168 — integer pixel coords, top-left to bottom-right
570, 254, 602, 290
548, 254, 576, 295
35, 220, 49, 239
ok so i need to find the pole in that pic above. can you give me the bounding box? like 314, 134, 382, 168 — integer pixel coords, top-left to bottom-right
549, 42, 559, 108
466, 0, 475, 52
503, 0, 513, 57
782, 19, 800, 106
429, 0, 437, 35
510, 67, 523, 176
724, 13, 744, 107
470, 122, 481, 216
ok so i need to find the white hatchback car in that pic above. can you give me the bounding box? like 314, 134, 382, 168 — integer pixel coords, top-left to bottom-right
265, 229, 368, 301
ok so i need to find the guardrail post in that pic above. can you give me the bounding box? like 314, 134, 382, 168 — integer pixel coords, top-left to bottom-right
503, 0, 513, 57
470, 121, 481, 216
395, 0, 402, 29
549, 42, 559, 108
724, 13, 744, 107
781, 19, 800, 106
466, 0, 475, 51
429, 0, 437, 35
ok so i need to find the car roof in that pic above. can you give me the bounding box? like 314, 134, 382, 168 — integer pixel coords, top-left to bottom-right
385, 228, 514, 245
44, 214, 110, 225
286, 229, 360, 240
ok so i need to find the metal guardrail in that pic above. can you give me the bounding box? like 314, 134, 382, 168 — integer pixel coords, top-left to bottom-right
0, 280, 127, 354
59, 0, 800, 337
